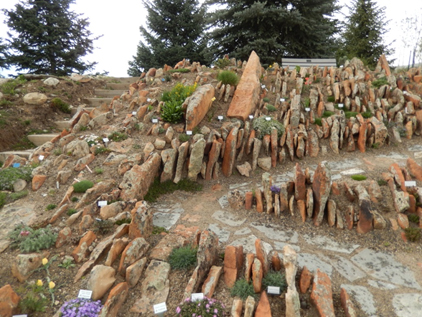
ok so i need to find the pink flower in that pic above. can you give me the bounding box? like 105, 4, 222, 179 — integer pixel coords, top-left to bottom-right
176, 306, 181, 314
20, 231, 30, 236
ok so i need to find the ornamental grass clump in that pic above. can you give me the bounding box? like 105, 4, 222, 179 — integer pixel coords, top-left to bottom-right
217, 70, 239, 86
176, 297, 226, 316
161, 83, 197, 123
252, 116, 285, 139
73, 180, 94, 193
230, 278, 256, 300
262, 270, 287, 292
168, 245, 197, 270
59, 298, 103, 317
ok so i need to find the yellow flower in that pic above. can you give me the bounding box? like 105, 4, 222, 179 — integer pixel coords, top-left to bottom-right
42, 258, 48, 265
211, 97, 216, 101
49, 281, 55, 289
36, 279, 43, 286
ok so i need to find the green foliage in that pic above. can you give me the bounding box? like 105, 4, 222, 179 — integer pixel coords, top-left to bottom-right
377, 179, 387, 186
262, 271, 287, 292
179, 134, 190, 142
0, 166, 33, 190
19, 286, 48, 314
327, 95, 335, 102
115, 218, 132, 225
176, 297, 226, 316
94, 167, 103, 174
323, 111, 334, 117
371, 142, 380, 149
53, 148, 62, 156
345, 111, 358, 118
66, 208, 77, 216
266, 104, 277, 112
404, 227, 421, 242
314, 118, 322, 126
71, 196, 78, 202
58, 259, 75, 269
217, 71, 239, 86
168, 245, 197, 270
230, 279, 256, 300
408, 214, 420, 224
0, 191, 7, 208
252, 116, 285, 139
361, 111, 373, 118
336, 0, 394, 69
168, 68, 191, 73
215, 58, 232, 69
9, 190, 28, 201
108, 131, 128, 142
0, 76, 26, 95
79, 125, 88, 131
127, 0, 209, 76
144, 177, 202, 202
3, 0, 100, 75
351, 174, 367, 181
93, 220, 114, 235
51, 98, 71, 114
46, 204, 57, 211
263, 97, 270, 102
161, 83, 197, 123
152, 226, 168, 235
8, 224, 57, 253
372, 77, 389, 88
94, 146, 111, 155
72, 180, 94, 193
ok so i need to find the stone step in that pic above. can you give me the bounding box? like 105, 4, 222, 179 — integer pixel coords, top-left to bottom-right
70, 107, 95, 116
0, 150, 34, 161
27, 134, 59, 146
86, 97, 113, 107
94, 89, 125, 98
55, 120, 71, 130
106, 83, 129, 90
103, 77, 138, 85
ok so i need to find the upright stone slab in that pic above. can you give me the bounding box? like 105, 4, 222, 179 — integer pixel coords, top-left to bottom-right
227, 51, 261, 120
188, 137, 206, 181
174, 141, 189, 183
185, 84, 215, 130
311, 269, 335, 317
312, 163, 331, 226
222, 127, 239, 177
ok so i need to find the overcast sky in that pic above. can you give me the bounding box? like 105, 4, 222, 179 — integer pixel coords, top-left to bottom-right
0, 0, 421, 77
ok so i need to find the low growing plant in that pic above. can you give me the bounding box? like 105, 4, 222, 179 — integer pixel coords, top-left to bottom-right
18, 282, 48, 314
51, 98, 71, 114
262, 271, 287, 292
58, 259, 75, 269
372, 77, 389, 89
377, 179, 387, 186
327, 96, 335, 102
323, 111, 334, 118
115, 218, 131, 225
144, 177, 202, 202
351, 175, 367, 181
8, 224, 57, 253
176, 297, 226, 316
230, 278, 256, 300
217, 70, 239, 86
167, 68, 190, 73
66, 208, 78, 216
252, 116, 285, 139
179, 134, 190, 142
9, 190, 28, 201
263, 97, 270, 102
72, 180, 94, 193
266, 104, 277, 112
0, 191, 6, 208
408, 214, 420, 224
168, 245, 197, 270
152, 226, 168, 235
0, 166, 33, 190
215, 58, 232, 69
314, 118, 322, 126
404, 227, 421, 242
59, 298, 103, 317
46, 204, 57, 211
93, 219, 114, 235
108, 131, 128, 142
161, 83, 197, 123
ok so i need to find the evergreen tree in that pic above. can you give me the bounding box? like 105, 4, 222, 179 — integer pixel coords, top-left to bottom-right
204, 0, 339, 65
0, 38, 7, 69
128, 0, 208, 76
3, 0, 100, 76
337, 0, 394, 69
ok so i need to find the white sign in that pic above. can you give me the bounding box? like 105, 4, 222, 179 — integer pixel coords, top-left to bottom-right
186, 130, 192, 135
405, 181, 416, 187
280, 98, 285, 102
103, 138, 109, 143
132, 111, 137, 116
249, 115, 254, 120
78, 290, 92, 299
97, 201, 107, 207
267, 286, 281, 295
405, 108, 408, 114
305, 108, 310, 112
191, 293, 204, 302
38, 155, 44, 161
261, 84, 266, 89
152, 118, 158, 123
338, 103, 344, 108
217, 115, 223, 121
147, 98, 151, 102
13, 315, 27, 317
153, 302, 167, 314
265, 117, 271, 121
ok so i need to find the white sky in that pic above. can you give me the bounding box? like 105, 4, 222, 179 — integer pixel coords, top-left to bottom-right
0, 0, 421, 77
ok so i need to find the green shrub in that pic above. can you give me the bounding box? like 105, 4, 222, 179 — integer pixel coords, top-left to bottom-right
351, 175, 367, 181
175, 297, 226, 316
404, 227, 421, 242
161, 83, 197, 123
408, 214, 420, 224
0, 192, 7, 208
252, 116, 285, 139
217, 71, 239, 86
345, 111, 358, 119
323, 111, 334, 118
73, 180, 94, 193
94, 167, 103, 174
9, 190, 28, 201
108, 132, 128, 142
230, 278, 256, 300
51, 98, 71, 114
377, 179, 387, 186
372, 77, 389, 88
45, 204, 56, 211
215, 58, 232, 69
167, 68, 190, 73
144, 178, 202, 202
8, 224, 57, 253
19, 292, 47, 314
94, 147, 111, 155
93, 219, 114, 235
314, 118, 322, 126
266, 104, 277, 112
263, 97, 270, 102
71, 196, 78, 202
179, 134, 190, 142
168, 245, 197, 270
362, 111, 373, 118
327, 96, 335, 102
115, 218, 132, 225
67, 208, 78, 216
0, 166, 33, 190
262, 271, 287, 292
0, 76, 26, 95
152, 226, 168, 235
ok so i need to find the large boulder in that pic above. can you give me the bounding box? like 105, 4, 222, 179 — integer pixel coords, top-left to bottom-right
185, 84, 215, 131
23, 92, 48, 105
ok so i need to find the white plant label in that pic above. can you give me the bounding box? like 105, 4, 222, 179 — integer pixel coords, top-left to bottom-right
191, 293, 204, 302
261, 84, 266, 89
153, 302, 167, 314
217, 115, 224, 121
405, 108, 408, 113
186, 130, 192, 135
265, 117, 271, 121
78, 289, 92, 299
103, 138, 109, 143
338, 103, 344, 108
97, 200, 107, 207
147, 98, 151, 102
305, 108, 310, 112
152, 118, 158, 123
280, 98, 285, 102
38, 155, 44, 161
267, 286, 281, 295
13, 315, 28, 317
249, 115, 254, 120
132, 111, 137, 116
405, 181, 416, 187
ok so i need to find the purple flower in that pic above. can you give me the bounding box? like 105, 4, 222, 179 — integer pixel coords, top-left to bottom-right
270, 185, 281, 193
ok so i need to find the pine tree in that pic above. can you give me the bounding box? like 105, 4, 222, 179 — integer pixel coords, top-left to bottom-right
204, 0, 339, 65
337, 0, 394, 69
0, 38, 7, 69
3, 0, 100, 76
128, 0, 208, 76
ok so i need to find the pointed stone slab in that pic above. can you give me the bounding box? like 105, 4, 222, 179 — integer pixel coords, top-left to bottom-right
393, 293, 422, 317
340, 285, 377, 316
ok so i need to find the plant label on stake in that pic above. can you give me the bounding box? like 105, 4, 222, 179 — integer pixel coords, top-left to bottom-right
280, 98, 285, 102
249, 115, 254, 120
97, 201, 107, 207
265, 117, 271, 121
152, 118, 158, 123
305, 108, 310, 112
186, 130, 192, 135
405, 181, 416, 187
217, 115, 223, 122
103, 138, 109, 144
78, 289, 92, 299
132, 111, 137, 116
153, 302, 167, 316
38, 155, 44, 161
267, 286, 281, 295
191, 293, 204, 302
261, 84, 266, 89
338, 103, 344, 108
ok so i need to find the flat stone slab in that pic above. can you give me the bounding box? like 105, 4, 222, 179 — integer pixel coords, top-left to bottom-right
376, 152, 407, 160
229, 182, 251, 191
326, 158, 361, 171
208, 223, 230, 244
153, 203, 184, 214
328, 255, 366, 282
351, 249, 421, 290
408, 145, 422, 152
234, 227, 252, 236
414, 151, 422, 159
341, 284, 377, 316
218, 196, 229, 209
393, 293, 422, 317
297, 253, 333, 276
274, 241, 300, 253
340, 168, 366, 175
303, 234, 359, 254
367, 279, 397, 290
153, 212, 180, 230
274, 171, 294, 184
230, 235, 272, 254
212, 210, 246, 227
250, 223, 298, 243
